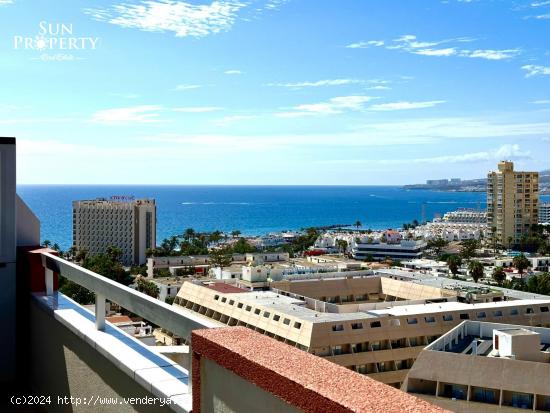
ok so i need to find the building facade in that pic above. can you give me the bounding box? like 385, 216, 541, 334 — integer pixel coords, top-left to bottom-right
403, 321, 550, 412
540, 203, 550, 224
173, 276, 550, 388
352, 239, 427, 261
487, 161, 539, 247
73, 197, 156, 265
441, 209, 487, 224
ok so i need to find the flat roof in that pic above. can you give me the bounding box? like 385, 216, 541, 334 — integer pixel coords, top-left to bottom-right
498, 328, 539, 336
376, 268, 550, 300
370, 299, 550, 317
207, 282, 248, 294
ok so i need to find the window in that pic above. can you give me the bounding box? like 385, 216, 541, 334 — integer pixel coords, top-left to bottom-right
221, 297, 227, 303
263, 312, 271, 318
214, 295, 220, 301
333, 345, 342, 355
424, 316, 436, 323
273, 314, 280, 321
526, 307, 534, 314
229, 300, 235, 305
477, 312, 486, 319
407, 318, 418, 325
245, 306, 252, 312
254, 308, 261, 315
332, 324, 344, 332
510, 308, 519, 316
351, 323, 363, 330
237, 303, 243, 309
370, 321, 382, 328
460, 313, 470, 320
493, 310, 503, 317
541, 306, 549, 313
283, 318, 291, 325
294, 322, 302, 329
443, 314, 453, 322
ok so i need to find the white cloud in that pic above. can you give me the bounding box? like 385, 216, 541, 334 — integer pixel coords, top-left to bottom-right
269, 79, 363, 88
173, 107, 221, 113
345, 40, 384, 49
463, 49, 520, 60
174, 84, 202, 91
368, 100, 445, 111
91, 105, 163, 123
531, 100, 550, 104
413, 48, 457, 57
213, 115, 256, 124
224, 69, 242, 75
354, 117, 550, 140
535, 13, 550, 19
522, 64, 550, 77
532, 1, 550, 6
84, 0, 247, 38
326, 144, 531, 166
285, 95, 376, 115
0, 0, 14, 5
354, 34, 519, 61
366, 85, 391, 90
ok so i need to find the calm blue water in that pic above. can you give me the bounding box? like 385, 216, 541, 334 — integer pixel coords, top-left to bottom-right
17, 185, 550, 251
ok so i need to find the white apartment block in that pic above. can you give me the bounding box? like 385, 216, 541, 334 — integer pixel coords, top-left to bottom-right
442, 209, 487, 224
540, 203, 550, 224
72, 197, 156, 265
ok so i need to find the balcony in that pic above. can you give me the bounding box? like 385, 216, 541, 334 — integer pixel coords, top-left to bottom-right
3, 136, 446, 413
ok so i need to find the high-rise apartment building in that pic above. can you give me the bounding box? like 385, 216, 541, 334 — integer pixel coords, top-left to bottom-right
487, 161, 539, 247
72, 197, 156, 265
540, 203, 550, 224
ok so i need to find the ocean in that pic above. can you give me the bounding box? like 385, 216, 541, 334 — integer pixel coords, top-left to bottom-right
17, 185, 550, 251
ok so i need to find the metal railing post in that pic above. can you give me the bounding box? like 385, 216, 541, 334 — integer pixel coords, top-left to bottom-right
45, 268, 54, 296
96, 293, 106, 331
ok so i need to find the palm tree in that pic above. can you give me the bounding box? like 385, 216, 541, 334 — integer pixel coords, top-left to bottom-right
42, 240, 52, 248
354, 220, 362, 230
492, 266, 506, 285
507, 236, 514, 249
468, 260, 484, 283
231, 230, 241, 238
183, 228, 195, 241
513, 254, 530, 278
447, 255, 462, 278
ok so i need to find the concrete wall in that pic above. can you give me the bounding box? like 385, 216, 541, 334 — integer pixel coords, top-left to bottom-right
29, 300, 174, 413
199, 358, 301, 413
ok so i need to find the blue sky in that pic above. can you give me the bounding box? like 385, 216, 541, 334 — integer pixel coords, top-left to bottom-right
2, 0, 550, 185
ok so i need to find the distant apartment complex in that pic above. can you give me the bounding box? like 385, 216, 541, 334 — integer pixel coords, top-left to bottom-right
540, 203, 550, 224
442, 209, 487, 224
426, 178, 461, 186
72, 197, 156, 265
487, 161, 539, 247
404, 321, 550, 412
173, 275, 550, 388
352, 239, 427, 261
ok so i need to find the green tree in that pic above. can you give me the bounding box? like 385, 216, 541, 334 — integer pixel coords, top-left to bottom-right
136, 277, 160, 298
468, 260, 484, 283
492, 266, 506, 285
42, 239, 52, 248
447, 255, 462, 278
507, 236, 514, 249
336, 239, 348, 254
232, 238, 257, 254
428, 237, 448, 256
231, 230, 241, 238
512, 254, 530, 278
354, 220, 362, 229
59, 278, 95, 305
209, 247, 233, 272
460, 239, 480, 261
183, 228, 196, 241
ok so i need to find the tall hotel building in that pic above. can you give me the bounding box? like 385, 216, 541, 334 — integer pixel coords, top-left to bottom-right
72, 197, 156, 265
487, 161, 539, 247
